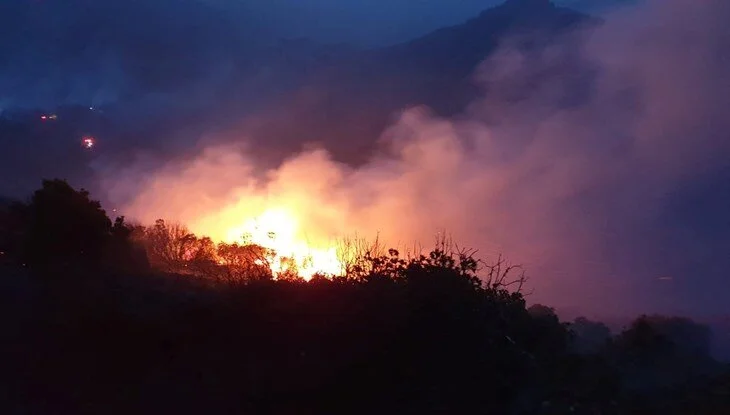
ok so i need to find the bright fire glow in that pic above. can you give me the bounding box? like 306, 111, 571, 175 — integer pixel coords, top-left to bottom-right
82, 137, 95, 149
217, 208, 342, 280
115, 148, 427, 281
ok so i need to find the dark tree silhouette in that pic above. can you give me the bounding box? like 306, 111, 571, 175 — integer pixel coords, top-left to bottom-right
640, 315, 713, 358
0, 180, 147, 276
105, 216, 150, 274
614, 315, 714, 365
0, 197, 21, 262
1, 180, 728, 415
570, 316, 612, 354
17, 179, 113, 271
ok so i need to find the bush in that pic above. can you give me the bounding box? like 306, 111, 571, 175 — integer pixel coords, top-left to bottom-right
2, 179, 146, 275
1, 179, 728, 414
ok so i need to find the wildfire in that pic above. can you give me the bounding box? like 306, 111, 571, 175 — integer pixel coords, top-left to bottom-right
218, 208, 342, 280
119, 148, 368, 281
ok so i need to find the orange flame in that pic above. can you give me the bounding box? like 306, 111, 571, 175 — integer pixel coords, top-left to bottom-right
197, 207, 342, 280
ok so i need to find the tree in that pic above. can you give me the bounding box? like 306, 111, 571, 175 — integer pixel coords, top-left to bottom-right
185, 236, 220, 277
614, 316, 674, 364
641, 315, 712, 359
131, 220, 278, 281
528, 304, 559, 321
0, 197, 22, 263
19, 179, 113, 271
138, 219, 199, 271
104, 216, 150, 274
570, 317, 612, 354
216, 242, 273, 282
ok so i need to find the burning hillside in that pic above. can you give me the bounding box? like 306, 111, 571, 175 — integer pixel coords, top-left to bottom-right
107, 111, 488, 280
98, 0, 730, 315
207, 207, 342, 279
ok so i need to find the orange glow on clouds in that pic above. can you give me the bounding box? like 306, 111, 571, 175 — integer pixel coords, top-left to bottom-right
109, 117, 486, 281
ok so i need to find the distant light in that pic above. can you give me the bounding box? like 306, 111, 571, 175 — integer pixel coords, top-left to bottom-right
40, 115, 47, 120
82, 136, 95, 149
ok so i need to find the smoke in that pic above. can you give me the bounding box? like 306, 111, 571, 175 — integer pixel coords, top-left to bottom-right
101, 0, 730, 317
0, 0, 264, 108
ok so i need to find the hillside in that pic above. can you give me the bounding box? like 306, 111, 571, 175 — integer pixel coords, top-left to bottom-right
0, 0, 599, 195
236, 0, 599, 163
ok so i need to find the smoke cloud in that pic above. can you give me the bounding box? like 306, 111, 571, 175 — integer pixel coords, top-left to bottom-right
102, 0, 730, 318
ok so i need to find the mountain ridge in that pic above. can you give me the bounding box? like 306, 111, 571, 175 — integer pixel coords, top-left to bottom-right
235, 0, 599, 162
1, 0, 600, 194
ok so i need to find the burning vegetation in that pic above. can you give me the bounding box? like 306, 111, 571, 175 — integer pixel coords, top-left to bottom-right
128, 217, 495, 286
1, 179, 728, 415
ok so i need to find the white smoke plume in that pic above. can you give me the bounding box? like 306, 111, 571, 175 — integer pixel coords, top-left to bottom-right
101, 0, 730, 318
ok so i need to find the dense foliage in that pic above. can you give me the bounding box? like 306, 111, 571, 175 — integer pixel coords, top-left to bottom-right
0, 180, 727, 414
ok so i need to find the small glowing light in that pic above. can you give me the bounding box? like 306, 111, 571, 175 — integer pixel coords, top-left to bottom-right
40, 115, 47, 120
82, 136, 95, 149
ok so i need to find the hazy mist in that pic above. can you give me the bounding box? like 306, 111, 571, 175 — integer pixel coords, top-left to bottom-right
93, 0, 730, 319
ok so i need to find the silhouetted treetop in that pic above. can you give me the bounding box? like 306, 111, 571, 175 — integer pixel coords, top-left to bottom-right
16, 179, 114, 270
570, 316, 611, 354
0, 181, 727, 415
